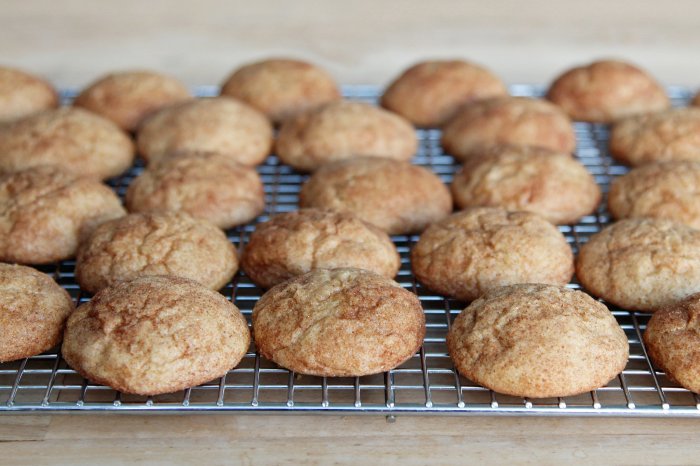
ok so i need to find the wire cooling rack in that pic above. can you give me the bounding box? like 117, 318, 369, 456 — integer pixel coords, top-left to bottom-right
1, 85, 699, 417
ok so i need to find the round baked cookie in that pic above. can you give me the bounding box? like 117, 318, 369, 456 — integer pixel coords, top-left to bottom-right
137, 97, 273, 166
220, 58, 341, 124
381, 60, 508, 127
0, 107, 134, 179
0, 263, 74, 362
74, 70, 191, 132
0, 166, 125, 264
0, 66, 58, 123
275, 101, 417, 171
447, 284, 629, 398
441, 97, 576, 161
299, 157, 452, 235
609, 108, 700, 166
693, 91, 700, 107
451, 146, 600, 224
411, 208, 573, 302
252, 268, 425, 377
241, 209, 400, 289
125, 151, 265, 229
76, 212, 238, 294
576, 218, 700, 312
546, 59, 669, 123
608, 161, 700, 229
644, 293, 700, 393
62, 275, 250, 395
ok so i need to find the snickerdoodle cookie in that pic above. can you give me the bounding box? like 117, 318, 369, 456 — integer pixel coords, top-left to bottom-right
0, 166, 125, 264
451, 146, 600, 224
275, 101, 417, 171
411, 208, 573, 301
0, 67, 58, 123
0, 263, 74, 362
381, 60, 508, 127
447, 284, 628, 398
441, 97, 576, 161
299, 157, 452, 235
0, 107, 134, 179
693, 91, 700, 107
241, 209, 400, 289
576, 218, 700, 312
125, 151, 264, 229
137, 97, 273, 166
644, 292, 700, 393
546, 59, 669, 123
220, 58, 341, 124
76, 212, 238, 294
609, 108, 700, 166
74, 70, 191, 131
252, 268, 425, 377
62, 275, 250, 395
608, 161, 700, 229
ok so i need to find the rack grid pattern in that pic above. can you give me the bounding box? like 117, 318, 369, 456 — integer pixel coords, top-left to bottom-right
1, 85, 699, 416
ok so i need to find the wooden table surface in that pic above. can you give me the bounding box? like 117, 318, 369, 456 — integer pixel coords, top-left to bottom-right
1, 1, 700, 464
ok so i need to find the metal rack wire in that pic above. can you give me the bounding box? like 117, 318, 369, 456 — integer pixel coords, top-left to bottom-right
1, 85, 699, 416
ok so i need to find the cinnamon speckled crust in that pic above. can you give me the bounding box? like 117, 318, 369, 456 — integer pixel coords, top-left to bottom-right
137, 97, 273, 166
451, 146, 600, 224
275, 101, 417, 171
0, 166, 125, 264
609, 108, 700, 166
447, 284, 629, 398
644, 293, 700, 393
299, 157, 452, 235
241, 209, 400, 289
576, 218, 700, 312
380, 60, 508, 127
252, 268, 425, 377
0, 107, 134, 179
608, 161, 700, 229
441, 97, 576, 161
62, 275, 250, 395
220, 58, 341, 124
411, 208, 573, 302
546, 59, 669, 123
0, 67, 58, 123
125, 151, 264, 229
74, 70, 191, 132
0, 263, 74, 362
76, 212, 238, 294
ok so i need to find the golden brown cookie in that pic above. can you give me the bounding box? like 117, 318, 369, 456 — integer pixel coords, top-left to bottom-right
299, 157, 452, 235
220, 58, 341, 124
76, 212, 238, 294
451, 146, 600, 224
380, 60, 508, 127
546, 59, 669, 123
137, 97, 273, 166
609, 108, 700, 166
576, 218, 700, 312
693, 91, 700, 107
0, 263, 74, 362
241, 209, 400, 289
447, 284, 629, 398
441, 97, 576, 161
62, 275, 250, 395
644, 293, 700, 394
275, 101, 417, 171
0, 107, 134, 179
252, 268, 425, 377
608, 161, 700, 229
411, 208, 573, 301
125, 151, 265, 229
0, 66, 58, 123
74, 70, 191, 132
0, 166, 125, 264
